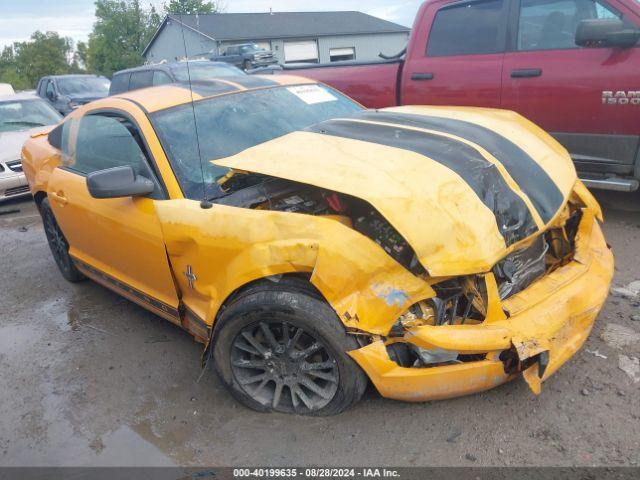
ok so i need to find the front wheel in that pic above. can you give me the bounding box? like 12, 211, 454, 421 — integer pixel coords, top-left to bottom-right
212, 280, 367, 415
40, 197, 85, 283
243, 60, 252, 71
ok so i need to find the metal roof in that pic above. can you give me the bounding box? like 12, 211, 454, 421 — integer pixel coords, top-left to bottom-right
144, 11, 410, 54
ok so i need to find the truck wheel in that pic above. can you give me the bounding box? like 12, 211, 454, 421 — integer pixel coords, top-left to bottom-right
40, 197, 85, 283
212, 279, 367, 415
243, 60, 252, 71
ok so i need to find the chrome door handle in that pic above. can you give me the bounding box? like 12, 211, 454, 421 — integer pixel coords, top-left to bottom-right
511, 68, 542, 78
411, 72, 434, 81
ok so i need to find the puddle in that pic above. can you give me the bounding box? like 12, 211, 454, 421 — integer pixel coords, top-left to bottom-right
85, 425, 176, 467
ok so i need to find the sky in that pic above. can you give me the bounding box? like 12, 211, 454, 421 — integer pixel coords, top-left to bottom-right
0, 0, 422, 49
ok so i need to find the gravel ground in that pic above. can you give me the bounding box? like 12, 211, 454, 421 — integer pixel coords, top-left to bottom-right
0, 190, 638, 467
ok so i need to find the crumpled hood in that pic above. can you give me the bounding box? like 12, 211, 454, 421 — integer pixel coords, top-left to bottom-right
0, 129, 37, 164
214, 106, 577, 276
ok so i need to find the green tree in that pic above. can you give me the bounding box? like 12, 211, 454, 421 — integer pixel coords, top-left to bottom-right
0, 32, 74, 89
0, 46, 26, 90
165, 0, 222, 15
86, 0, 161, 77
73, 41, 89, 70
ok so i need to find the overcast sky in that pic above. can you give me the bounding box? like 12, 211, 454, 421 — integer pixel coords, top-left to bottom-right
0, 0, 421, 49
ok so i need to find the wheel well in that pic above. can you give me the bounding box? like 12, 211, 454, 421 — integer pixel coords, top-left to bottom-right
206, 273, 324, 351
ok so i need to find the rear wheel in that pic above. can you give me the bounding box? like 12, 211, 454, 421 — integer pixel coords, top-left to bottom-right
40, 197, 85, 283
213, 280, 367, 415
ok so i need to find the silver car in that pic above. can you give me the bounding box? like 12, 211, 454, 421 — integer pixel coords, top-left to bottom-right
0, 93, 61, 202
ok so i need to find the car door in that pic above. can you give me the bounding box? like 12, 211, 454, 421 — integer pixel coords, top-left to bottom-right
501, 0, 640, 172
401, 0, 508, 107
46, 110, 181, 323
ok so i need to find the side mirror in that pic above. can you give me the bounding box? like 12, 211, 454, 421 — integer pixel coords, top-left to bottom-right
576, 19, 640, 48
47, 91, 57, 101
86, 166, 154, 199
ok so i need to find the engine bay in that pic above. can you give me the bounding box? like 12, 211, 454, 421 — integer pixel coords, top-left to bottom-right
214, 174, 425, 274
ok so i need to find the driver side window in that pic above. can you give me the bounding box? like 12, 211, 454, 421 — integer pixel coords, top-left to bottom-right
61, 114, 163, 198
517, 0, 621, 51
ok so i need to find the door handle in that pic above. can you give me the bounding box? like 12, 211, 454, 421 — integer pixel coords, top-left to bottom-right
51, 191, 68, 206
511, 68, 542, 78
411, 72, 434, 81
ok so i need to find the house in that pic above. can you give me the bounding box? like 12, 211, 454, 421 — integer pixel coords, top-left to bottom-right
143, 11, 411, 65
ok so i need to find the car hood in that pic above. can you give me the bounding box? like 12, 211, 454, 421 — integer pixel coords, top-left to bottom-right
67, 94, 107, 104
0, 128, 38, 164
214, 106, 577, 276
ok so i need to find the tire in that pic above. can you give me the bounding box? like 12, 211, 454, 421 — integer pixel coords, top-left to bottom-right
212, 278, 368, 415
40, 197, 85, 283
243, 60, 252, 71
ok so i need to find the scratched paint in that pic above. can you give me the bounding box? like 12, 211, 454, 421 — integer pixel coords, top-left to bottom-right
373, 284, 409, 307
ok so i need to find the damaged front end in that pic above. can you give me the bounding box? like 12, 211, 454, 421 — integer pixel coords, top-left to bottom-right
205, 166, 613, 401
158, 102, 615, 403
349, 183, 613, 401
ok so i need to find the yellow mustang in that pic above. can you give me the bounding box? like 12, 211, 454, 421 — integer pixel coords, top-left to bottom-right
22, 75, 613, 415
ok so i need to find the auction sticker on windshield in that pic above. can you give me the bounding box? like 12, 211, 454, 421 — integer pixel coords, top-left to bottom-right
287, 85, 337, 105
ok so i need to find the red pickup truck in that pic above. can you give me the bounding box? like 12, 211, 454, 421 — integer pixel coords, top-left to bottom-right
279, 0, 640, 191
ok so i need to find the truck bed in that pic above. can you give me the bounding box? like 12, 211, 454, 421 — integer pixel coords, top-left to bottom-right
278, 60, 402, 109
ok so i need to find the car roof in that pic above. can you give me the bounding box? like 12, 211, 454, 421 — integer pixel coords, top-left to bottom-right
0, 92, 41, 102
107, 74, 317, 113
113, 61, 236, 76
43, 74, 106, 80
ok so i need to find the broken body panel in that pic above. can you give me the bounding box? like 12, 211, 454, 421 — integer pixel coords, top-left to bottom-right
21, 78, 614, 403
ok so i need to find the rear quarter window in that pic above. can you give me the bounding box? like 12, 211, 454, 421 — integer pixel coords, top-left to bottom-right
129, 71, 154, 91
109, 73, 131, 95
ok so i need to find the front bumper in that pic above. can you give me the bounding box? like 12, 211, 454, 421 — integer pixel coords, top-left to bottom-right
0, 172, 30, 202
251, 58, 279, 68
349, 208, 614, 402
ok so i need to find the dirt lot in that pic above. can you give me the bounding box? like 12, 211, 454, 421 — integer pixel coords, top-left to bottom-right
0, 190, 639, 468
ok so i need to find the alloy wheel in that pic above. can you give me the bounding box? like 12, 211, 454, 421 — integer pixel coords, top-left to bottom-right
230, 320, 339, 413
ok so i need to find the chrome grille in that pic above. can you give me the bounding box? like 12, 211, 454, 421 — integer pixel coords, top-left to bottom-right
5, 185, 29, 197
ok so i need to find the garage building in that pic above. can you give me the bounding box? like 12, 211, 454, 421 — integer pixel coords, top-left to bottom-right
143, 11, 410, 65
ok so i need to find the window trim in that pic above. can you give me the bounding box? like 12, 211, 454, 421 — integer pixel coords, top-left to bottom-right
508, 0, 630, 52
426, 0, 510, 57
60, 108, 169, 200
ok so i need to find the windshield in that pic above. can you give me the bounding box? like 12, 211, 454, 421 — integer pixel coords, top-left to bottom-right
152, 84, 362, 200
172, 64, 245, 82
0, 99, 61, 132
241, 44, 263, 52
57, 77, 110, 96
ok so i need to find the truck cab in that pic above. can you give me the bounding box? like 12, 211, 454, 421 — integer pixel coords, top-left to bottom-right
403, 0, 640, 191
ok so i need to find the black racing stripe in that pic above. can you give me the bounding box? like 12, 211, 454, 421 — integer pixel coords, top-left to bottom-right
353, 111, 564, 223
306, 119, 538, 246
175, 80, 239, 97
227, 76, 279, 88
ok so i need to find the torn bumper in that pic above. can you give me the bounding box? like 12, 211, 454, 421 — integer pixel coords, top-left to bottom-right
349, 210, 614, 402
